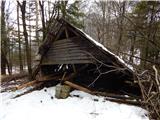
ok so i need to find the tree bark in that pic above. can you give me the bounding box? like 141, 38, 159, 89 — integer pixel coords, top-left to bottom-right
35, 0, 39, 46
1, 50, 7, 75
28, 1, 32, 67
1, 1, 11, 75
17, 3, 23, 72
129, 31, 136, 63
39, 1, 46, 41
116, 1, 126, 55
1, 1, 7, 75
18, 1, 32, 80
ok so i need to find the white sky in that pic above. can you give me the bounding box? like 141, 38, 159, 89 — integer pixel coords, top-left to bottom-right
5, 0, 81, 40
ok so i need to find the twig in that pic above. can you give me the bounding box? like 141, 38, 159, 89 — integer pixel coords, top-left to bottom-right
153, 65, 160, 92
88, 68, 126, 87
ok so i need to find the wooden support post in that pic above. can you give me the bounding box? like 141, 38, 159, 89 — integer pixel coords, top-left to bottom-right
64, 81, 92, 94
72, 64, 77, 73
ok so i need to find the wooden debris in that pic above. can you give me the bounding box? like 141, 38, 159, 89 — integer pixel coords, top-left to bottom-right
13, 82, 43, 98
1, 73, 28, 83
37, 74, 61, 81
2, 67, 142, 107
93, 91, 141, 100
16, 80, 38, 90
64, 81, 92, 94
104, 97, 142, 106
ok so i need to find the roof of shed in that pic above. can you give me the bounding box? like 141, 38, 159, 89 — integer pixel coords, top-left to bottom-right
70, 24, 133, 70
38, 18, 132, 71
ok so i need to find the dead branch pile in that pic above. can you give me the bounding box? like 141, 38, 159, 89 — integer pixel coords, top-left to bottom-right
1, 73, 29, 92
136, 65, 160, 119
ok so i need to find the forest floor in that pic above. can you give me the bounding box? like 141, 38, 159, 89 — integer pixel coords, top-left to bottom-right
0, 86, 149, 120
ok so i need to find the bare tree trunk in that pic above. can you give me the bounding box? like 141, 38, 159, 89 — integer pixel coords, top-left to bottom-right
28, 1, 32, 66
8, 40, 12, 74
116, 1, 126, 55
48, 0, 50, 19
17, 3, 23, 72
35, 0, 39, 46
39, 1, 46, 41
1, 50, 7, 75
101, 1, 106, 45
1, 50, 11, 75
105, 2, 111, 47
140, 4, 154, 69
1, 1, 11, 75
129, 31, 136, 63
1, 1, 7, 75
18, 1, 32, 80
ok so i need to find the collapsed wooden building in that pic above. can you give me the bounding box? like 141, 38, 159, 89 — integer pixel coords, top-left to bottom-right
34, 18, 141, 97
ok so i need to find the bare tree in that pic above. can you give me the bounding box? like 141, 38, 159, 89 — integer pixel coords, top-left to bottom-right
35, 0, 40, 46
17, 2, 23, 72
1, 1, 11, 75
39, 0, 46, 41
17, 1, 32, 80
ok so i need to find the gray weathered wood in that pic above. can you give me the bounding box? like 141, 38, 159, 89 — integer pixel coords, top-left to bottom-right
42, 36, 94, 65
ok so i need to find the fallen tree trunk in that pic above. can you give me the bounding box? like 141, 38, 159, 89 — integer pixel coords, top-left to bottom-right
1, 73, 28, 83
93, 91, 141, 100
16, 80, 38, 90
13, 82, 43, 98
104, 97, 142, 106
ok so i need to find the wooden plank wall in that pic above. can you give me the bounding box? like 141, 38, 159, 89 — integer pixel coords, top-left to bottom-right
42, 37, 94, 65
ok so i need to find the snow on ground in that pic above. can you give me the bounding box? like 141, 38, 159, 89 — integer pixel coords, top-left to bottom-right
0, 87, 148, 120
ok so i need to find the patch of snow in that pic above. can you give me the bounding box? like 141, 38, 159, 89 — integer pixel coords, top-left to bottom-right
1, 87, 33, 100
133, 49, 141, 65
6, 66, 28, 75
76, 27, 133, 70
0, 87, 148, 120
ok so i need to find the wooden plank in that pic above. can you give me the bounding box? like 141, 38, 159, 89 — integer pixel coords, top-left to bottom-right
64, 81, 92, 94
42, 59, 93, 65
16, 80, 38, 90
52, 38, 76, 46
50, 45, 86, 51
52, 42, 77, 47
44, 56, 91, 60
44, 57, 91, 63
43, 56, 92, 62
38, 75, 61, 81
50, 44, 80, 49
46, 52, 91, 58
54, 36, 77, 42
47, 51, 89, 56
47, 50, 101, 60
47, 48, 85, 54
